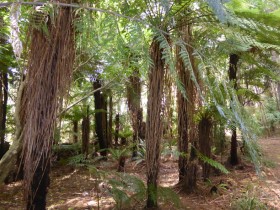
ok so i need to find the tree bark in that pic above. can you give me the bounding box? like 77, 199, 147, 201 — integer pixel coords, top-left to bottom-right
228, 54, 239, 166
146, 37, 165, 208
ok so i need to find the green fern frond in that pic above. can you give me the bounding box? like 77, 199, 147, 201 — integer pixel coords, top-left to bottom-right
158, 187, 182, 209
195, 149, 229, 174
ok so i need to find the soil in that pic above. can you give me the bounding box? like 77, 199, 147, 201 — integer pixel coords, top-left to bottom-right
1, 133, 280, 210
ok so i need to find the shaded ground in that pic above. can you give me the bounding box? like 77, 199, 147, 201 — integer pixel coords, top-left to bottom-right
1, 133, 280, 209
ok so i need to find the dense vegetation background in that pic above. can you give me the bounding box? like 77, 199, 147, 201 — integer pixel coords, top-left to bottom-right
0, 0, 280, 209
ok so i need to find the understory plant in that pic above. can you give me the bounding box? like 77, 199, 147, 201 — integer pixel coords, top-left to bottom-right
231, 191, 267, 210
88, 166, 181, 209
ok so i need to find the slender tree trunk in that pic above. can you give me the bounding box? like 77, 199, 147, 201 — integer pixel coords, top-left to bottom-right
21, 4, 75, 209
229, 54, 239, 166
73, 120, 78, 143
93, 79, 107, 157
82, 106, 90, 155
146, 37, 165, 208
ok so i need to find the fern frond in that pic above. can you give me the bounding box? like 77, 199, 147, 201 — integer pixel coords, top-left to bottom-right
195, 149, 229, 174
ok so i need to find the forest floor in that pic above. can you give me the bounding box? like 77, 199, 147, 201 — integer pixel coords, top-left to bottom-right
1, 133, 280, 210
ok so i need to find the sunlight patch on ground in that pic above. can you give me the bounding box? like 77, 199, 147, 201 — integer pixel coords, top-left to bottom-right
58, 169, 78, 181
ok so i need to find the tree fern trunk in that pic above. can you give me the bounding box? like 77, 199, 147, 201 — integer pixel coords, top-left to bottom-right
21, 3, 75, 208
146, 37, 165, 208
176, 24, 199, 193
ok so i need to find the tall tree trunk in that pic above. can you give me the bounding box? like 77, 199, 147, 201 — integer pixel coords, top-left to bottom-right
21, 4, 75, 209
198, 116, 212, 180
228, 54, 239, 166
176, 25, 199, 193
73, 120, 79, 143
93, 79, 107, 157
146, 37, 165, 208
127, 68, 142, 158
82, 107, 90, 156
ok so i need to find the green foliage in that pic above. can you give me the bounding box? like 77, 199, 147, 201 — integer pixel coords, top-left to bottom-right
88, 165, 181, 209
107, 147, 130, 161
66, 154, 91, 166
231, 191, 267, 210
263, 99, 280, 129
109, 173, 146, 209
205, 178, 229, 192
161, 138, 180, 159
118, 127, 133, 139
52, 143, 82, 164
254, 98, 280, 133
262, 158, 277, 169
195, 148, 229, 174
158, 187, 181, 209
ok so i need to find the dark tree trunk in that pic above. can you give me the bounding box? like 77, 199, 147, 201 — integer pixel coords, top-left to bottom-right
228, 54, 239, 166
82, 107, 90, 155
230, 129, 238, 165
146, 38, 165, 208
73, 120, 78, 143
115, 113, 120, 146
93, 79, 107, 157
26, 158, 50, 210
198, 116, 212, 180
